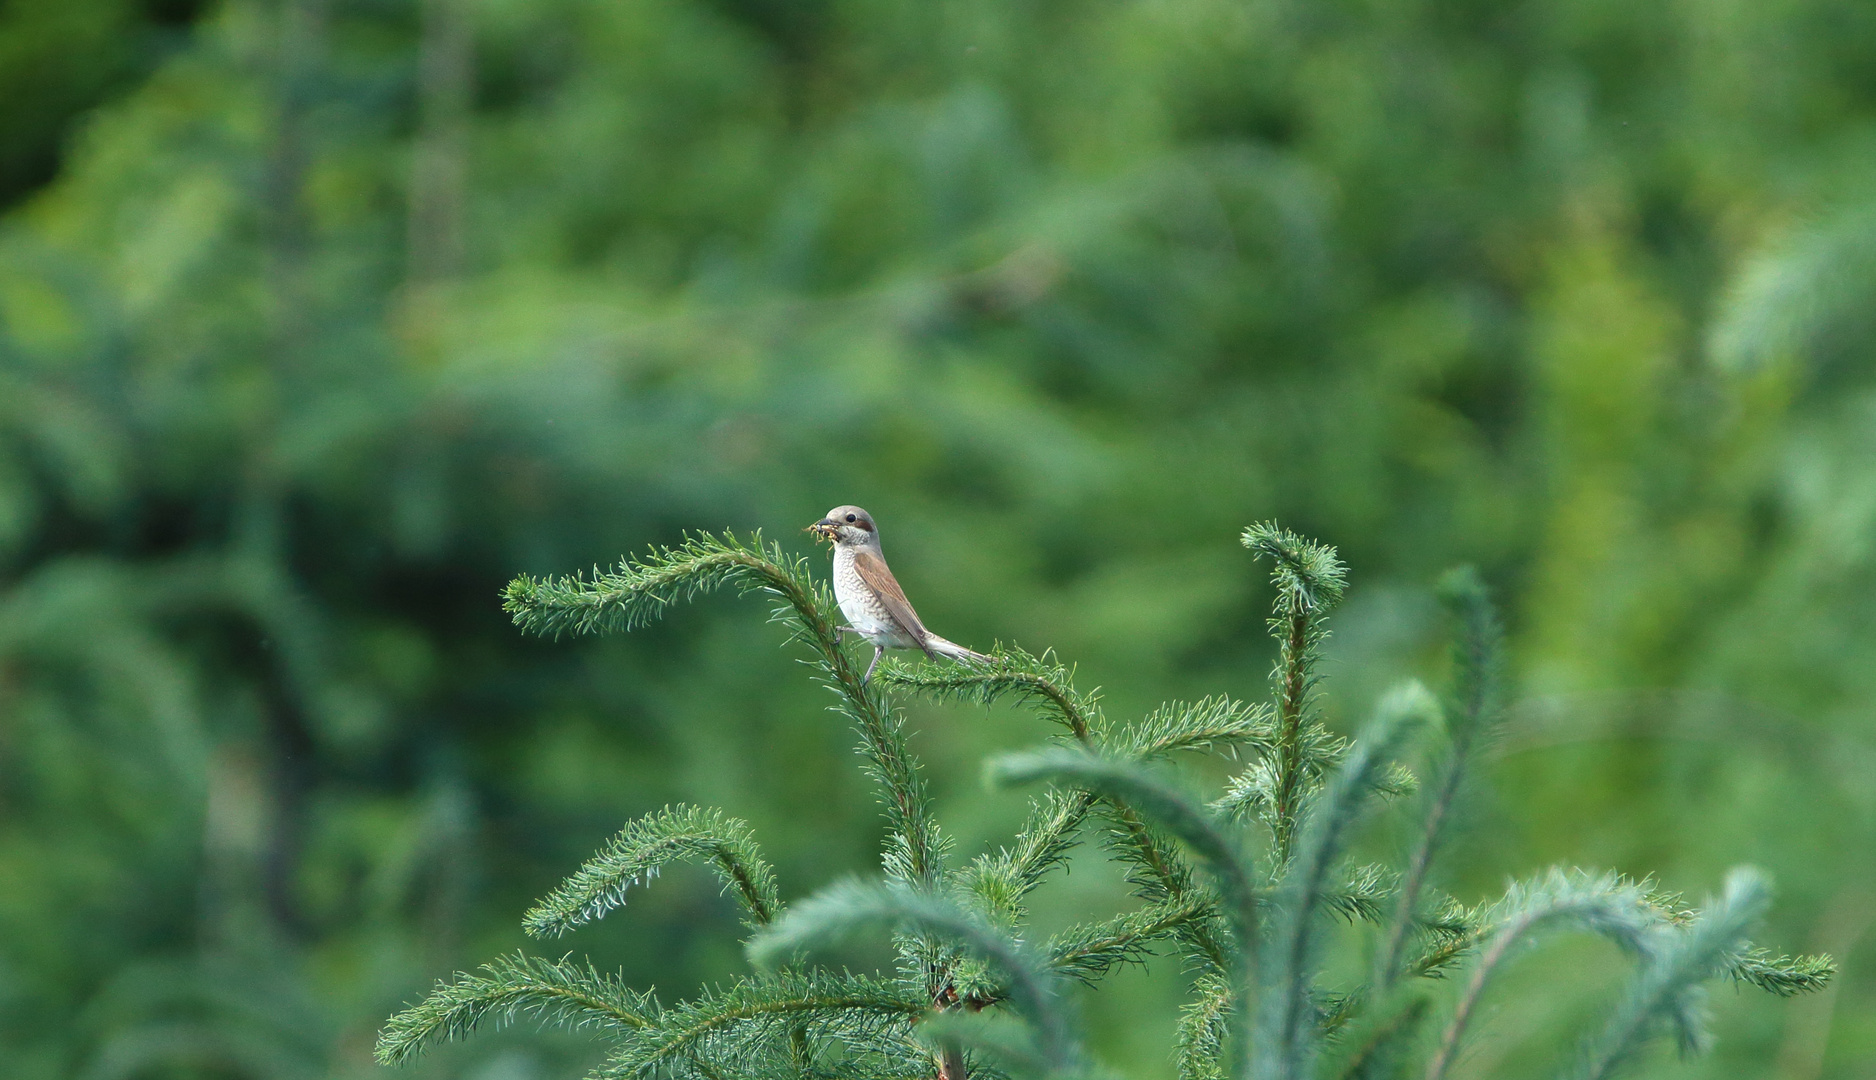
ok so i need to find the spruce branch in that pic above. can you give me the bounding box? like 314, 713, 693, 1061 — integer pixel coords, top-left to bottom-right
1639, 884, 1698, 925
988, 749, 1256, 1075
524, 804, 780, 937
1423, 870, 1658, 1080
1313, 990, 1365, 1036
890, 650, 1108, 933
1569, 867, 1774, 1080
985, 750, 1257, 953
1044, 896, 1215, 985
747, 880, 1075, 1068
1319, 991, 1430, 1080
1411, 870, 1827, 1080
375, 953, 655, 1066
1119, 697, 1276, 761
503, 533, 956, 1018
1242, 521, 1349, 865
1255, 682, 1434, 1080
1098, 803, 1231, 973
1211, 760, 1277, 823
1633, 888, 1834, 997
879, 646, 1102, 741
1412, 893, 1487, 944
502, 532, 818, 641
919, 653, 1240, 972
1175, 973, 1233, 1080
503, 534, 947, 892
1728, 948, 1835, 996
595, 971, 924, 1080
859, 704, 950, 892
1399, 896, 1493, 981
1374, 762, 1419, 801
1057, 696, 1275, 975
1322, 863, 1398, 925
998, 789, 1093, 892
1241, 523, 1350, 615
894, 645, 1246, 981
1380, 567, 1505, 985
1213, 748, 1403, 824
962, 789, 1093, 924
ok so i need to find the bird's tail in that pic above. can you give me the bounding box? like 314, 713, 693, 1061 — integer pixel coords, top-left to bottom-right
924, 634, 993, 667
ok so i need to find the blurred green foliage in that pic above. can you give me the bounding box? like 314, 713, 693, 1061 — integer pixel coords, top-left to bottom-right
2, 0, 1875, 1077
0, 0, 202, 208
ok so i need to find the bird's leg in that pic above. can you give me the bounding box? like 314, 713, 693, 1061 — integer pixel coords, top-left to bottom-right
862, 644, 883, 687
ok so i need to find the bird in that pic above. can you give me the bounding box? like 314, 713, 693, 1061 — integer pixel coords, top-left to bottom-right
807, 505, 990, 685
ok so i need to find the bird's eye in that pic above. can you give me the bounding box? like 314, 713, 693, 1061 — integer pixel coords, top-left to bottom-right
845, 514, 856, 522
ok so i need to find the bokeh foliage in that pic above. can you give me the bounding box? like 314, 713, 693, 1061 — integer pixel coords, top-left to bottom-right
2, 0, 1875, 1076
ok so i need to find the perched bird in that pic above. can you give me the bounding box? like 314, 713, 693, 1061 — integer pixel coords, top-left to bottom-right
807, 505, 990, 685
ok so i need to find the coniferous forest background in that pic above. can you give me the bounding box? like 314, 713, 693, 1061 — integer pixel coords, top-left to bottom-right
4, 0, 1876, 1077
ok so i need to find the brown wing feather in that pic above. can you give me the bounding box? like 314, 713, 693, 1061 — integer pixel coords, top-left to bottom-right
851, 549, 933, 654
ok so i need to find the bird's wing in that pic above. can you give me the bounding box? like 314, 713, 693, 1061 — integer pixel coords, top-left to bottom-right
851, 549, 932, 652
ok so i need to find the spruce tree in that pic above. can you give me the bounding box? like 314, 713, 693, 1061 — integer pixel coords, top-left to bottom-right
377, 523, 1831, 1080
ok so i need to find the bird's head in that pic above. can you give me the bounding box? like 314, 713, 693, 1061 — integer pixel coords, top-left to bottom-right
808, 505, 879, 548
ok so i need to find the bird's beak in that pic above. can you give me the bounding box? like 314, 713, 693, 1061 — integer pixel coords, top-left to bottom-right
806, 518, 838, 542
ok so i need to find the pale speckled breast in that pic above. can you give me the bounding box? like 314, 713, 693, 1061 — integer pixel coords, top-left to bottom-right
832, 546, 919, 649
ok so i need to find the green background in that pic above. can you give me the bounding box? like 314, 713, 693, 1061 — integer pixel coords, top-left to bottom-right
2, 0, 1874, 1076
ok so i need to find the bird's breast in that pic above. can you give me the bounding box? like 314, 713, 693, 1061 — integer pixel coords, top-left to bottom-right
832, 547, 915, 647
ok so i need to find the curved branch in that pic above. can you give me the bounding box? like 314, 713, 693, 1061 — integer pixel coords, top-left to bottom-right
375, 953, 654, 1066
524, 804, 780, 936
